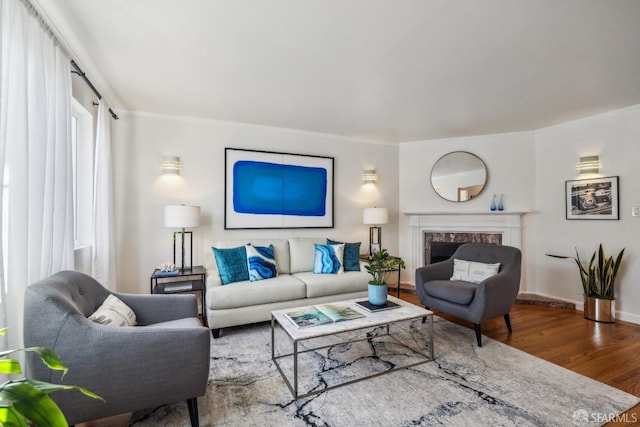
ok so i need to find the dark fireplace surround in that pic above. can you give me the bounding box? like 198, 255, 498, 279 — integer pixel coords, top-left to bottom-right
424, 232, 502, 265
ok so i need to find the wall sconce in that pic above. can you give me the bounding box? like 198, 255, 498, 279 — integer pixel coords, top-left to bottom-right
363, 207, 388, 255
160, 155, 182, 175
363, 169, 377, 184
576, 155, 601, 175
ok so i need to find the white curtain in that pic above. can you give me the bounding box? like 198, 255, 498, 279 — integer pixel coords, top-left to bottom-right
91, 99, 116, 289
0, 0, 74, 349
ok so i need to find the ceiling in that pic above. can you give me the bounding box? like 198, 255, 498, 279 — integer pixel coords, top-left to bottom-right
34, 0, 640, 143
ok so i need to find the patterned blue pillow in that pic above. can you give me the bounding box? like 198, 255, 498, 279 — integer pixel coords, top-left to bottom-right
313, 243, 345, 274
327, 239, 361, 271
212, 246, 249, 285
245, 244, 278, 281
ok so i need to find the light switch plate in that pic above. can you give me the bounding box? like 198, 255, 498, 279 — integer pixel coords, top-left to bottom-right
633, 206, 640, 217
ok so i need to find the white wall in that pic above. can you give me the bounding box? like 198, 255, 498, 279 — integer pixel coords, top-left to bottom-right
111, 104, 640, 322
398, 104, 640, 323
534, 105, 640, 322
398, 132, 537, 287
111, 112, 399, 294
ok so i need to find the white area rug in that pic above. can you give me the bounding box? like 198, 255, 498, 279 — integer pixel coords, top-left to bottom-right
132, 317, 638, 426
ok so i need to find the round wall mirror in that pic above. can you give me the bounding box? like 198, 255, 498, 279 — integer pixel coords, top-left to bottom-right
430, 151, 487, 202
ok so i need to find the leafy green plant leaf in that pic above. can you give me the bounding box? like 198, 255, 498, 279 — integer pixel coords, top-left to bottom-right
0, 331, 103, 425
23, 378, 104, 401
0, 405, 29, 427
0, 381, 68, 427
0, 359, 22, 375
24, 347, 68, 377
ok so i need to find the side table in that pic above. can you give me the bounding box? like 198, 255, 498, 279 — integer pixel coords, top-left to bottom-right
359, 255, 403, 298
150, 266, 206, 325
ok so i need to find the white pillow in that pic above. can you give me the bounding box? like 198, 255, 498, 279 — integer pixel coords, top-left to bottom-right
88, 294, 137, 327
450, 259, 500, 284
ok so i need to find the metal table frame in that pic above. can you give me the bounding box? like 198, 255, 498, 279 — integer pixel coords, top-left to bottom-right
271, 303, 434, 399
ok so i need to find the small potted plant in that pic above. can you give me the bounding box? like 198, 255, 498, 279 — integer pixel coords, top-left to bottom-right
546, 244, 624, 322
364, 248, 406, 305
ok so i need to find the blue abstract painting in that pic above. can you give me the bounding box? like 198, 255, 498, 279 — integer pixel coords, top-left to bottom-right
233, 161, 327, 216
225, 148, 334, 229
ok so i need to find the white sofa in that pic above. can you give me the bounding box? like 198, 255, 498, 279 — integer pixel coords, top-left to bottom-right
205, 237, 370, 337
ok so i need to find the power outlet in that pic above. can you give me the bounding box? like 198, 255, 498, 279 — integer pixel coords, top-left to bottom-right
633, 206, 640, 217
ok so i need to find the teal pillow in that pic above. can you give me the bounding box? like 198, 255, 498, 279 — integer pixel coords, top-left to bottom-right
327, 239, 361, 271
245, 244, 277, 281
212, 246, 249, 285
313, 244, 345, 274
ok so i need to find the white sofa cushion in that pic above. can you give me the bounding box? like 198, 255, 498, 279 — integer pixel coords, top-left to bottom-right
208, 274, 306, 310
289, 237, 325, 273
294, 271, 370, 298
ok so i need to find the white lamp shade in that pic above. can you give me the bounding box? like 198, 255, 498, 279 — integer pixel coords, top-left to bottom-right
164, 205, 201, 228
363, 207, 388, 225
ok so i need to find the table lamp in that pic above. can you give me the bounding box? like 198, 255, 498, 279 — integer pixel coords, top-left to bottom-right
363, 207, 388, 256
164, 205, 201, 271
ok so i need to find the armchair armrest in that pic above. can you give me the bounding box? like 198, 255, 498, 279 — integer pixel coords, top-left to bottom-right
116, 292, 198, 325
471, 270, 521, 321
415, 259, 453, 285
46, 315, 210, 422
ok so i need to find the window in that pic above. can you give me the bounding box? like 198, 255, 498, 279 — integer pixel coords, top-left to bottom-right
71, 98, 94, 249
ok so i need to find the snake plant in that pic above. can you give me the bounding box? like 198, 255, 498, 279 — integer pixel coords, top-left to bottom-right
546, 244, 625, 300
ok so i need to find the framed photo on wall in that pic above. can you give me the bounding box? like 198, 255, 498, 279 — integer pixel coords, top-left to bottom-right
225, 148, 334, 229
565, 176, 619, 220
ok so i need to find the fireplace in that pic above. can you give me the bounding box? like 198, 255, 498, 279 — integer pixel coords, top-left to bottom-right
425, 232, 502, 265
429, 241, 466, 264
407, 212, 523, 274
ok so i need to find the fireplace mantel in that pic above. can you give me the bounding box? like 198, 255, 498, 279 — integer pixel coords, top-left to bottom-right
405, 211, 529, 279
404, 210, 531, 216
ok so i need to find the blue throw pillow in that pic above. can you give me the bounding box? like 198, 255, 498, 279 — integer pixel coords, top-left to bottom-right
212, 246, 249, 285
245, 244, 277, 281
313, 244, 345, 274
327, 239, 361, 271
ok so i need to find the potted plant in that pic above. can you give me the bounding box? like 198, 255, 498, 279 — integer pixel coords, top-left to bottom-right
364, 248, 406, 305
0, 328, 102, 426
546, 244, 625, 322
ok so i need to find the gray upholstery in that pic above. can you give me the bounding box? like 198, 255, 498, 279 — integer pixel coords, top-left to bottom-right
415, 243, 521, 346
23, 271, 211, 426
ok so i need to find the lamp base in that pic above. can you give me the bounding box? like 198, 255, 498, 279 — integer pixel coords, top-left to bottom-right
369, 226, 382, 256
172, 230, 193, 271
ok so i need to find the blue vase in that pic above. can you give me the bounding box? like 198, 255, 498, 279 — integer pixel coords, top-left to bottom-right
490, 194, 497, 211
498, 194, 504, 211
368, 283, 388, 305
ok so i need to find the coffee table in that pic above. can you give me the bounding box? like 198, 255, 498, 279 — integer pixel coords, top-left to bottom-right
271, 296, 434, 399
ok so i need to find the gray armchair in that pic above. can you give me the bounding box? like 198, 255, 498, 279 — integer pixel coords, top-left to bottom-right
23, 271, 211, 426
415, 243, 521, 346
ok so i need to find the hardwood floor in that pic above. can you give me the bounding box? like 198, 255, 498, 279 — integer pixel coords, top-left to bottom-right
399, 292, 640, 426
85, 293, 640, 426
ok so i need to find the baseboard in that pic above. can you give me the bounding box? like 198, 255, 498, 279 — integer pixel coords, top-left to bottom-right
397, 282, 417, 294
518, 292, 640, 325
515, 293, 576, 310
